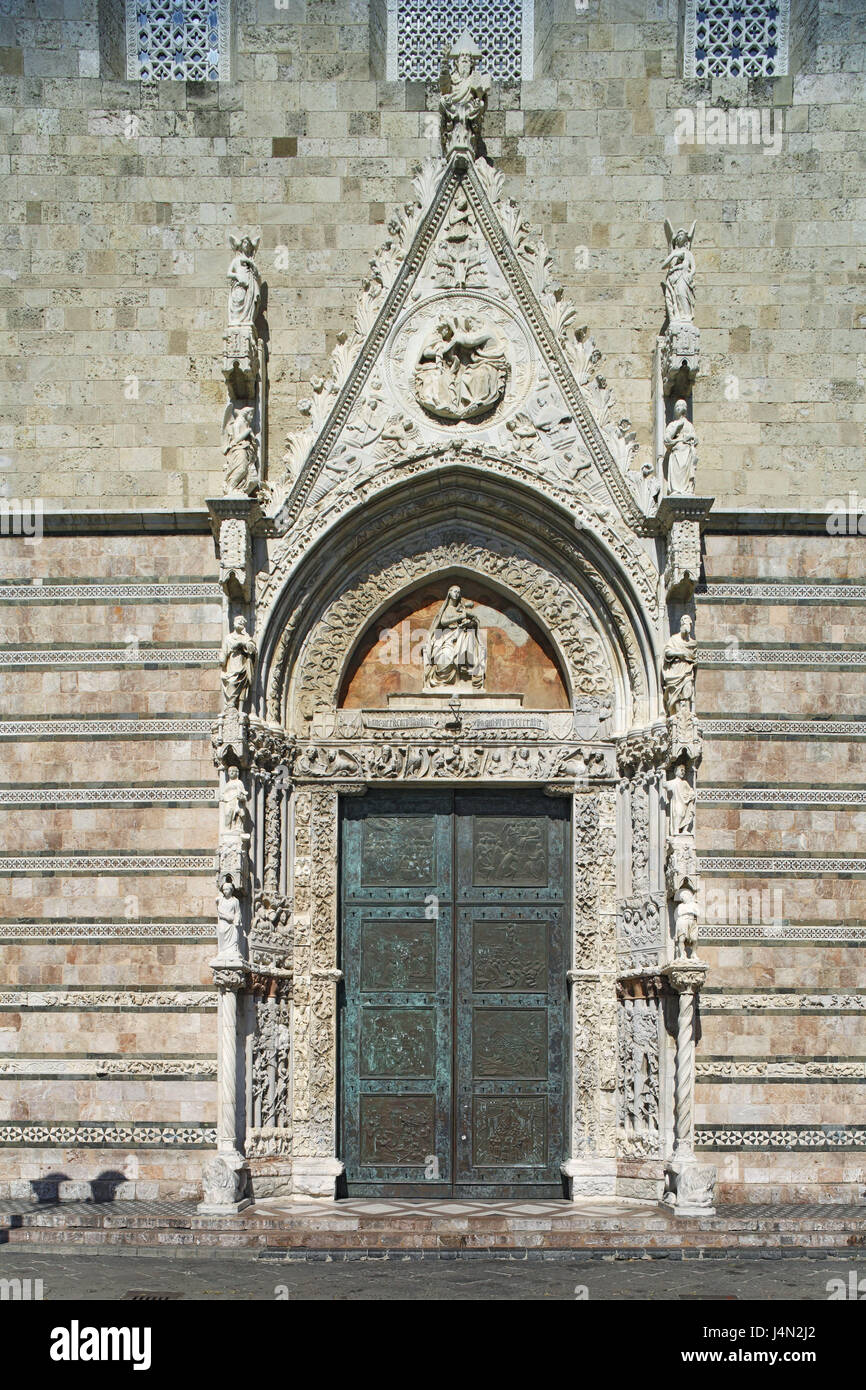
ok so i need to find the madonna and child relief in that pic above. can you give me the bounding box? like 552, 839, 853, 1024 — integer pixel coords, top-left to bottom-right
340, 581, 570, 710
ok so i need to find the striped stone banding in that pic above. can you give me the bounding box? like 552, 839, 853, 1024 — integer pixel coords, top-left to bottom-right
0, 922, 211, 941
0, 647, 219, 668
700, 856, 866, 875
0, 1123, 216, 1147
0, 1057, 217, 1079
0, 854, 214, 873
700, 647, 866, 667
0, 990, 217, 1010
700, 924, 866, 943
700, 718, 866, 738
701, 991, 866, 1012
698, 787, 866, 807
698, 583, 866, 602
0, 583, 221, 602
696, 1126, 866, 1151
0, 718, 213, 739
0, 786, 217, 807
697, 1060, 866, 1081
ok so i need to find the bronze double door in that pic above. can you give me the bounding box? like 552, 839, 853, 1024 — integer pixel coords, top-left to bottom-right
340, 788, 569, 1198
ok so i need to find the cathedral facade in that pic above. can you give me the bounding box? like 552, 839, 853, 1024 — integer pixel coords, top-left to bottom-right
1, 0, 864, 1209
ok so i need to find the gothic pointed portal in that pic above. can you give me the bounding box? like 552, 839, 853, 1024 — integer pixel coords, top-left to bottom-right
273, 152, 649, 539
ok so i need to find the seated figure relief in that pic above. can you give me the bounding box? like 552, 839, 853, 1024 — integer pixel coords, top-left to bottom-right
423, 585, 486, 690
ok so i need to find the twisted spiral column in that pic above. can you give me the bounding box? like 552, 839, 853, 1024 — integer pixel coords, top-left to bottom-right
674, 983, 696, 1157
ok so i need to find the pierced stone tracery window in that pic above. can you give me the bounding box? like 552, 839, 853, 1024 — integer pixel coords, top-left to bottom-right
684, 0, 790, 80
387, 0, 533, 83
126, 0, 230, 82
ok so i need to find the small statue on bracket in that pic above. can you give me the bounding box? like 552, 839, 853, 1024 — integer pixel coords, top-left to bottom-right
663, 399, 698, 495
662, 220, 696, 326
439, 31, 491, 161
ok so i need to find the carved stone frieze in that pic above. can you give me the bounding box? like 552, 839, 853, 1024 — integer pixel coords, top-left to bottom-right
617, 895, 664, 974
616, 980, 662, 1158
292, 740, 612, 784
616, 722, 670, 777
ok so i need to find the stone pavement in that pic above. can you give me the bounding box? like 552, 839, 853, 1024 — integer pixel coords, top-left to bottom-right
2, 1198, 865, 1258
1, 1246, 864, 1300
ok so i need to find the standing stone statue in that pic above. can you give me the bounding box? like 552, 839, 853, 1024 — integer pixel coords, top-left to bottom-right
663, 399, 698, 495
662, 220, 696, 325
220, 615, 257, 710
674, 886, 700, 960
662, 615, 697, 718
664, 763, 696, 836
222, 405, 261, 497
227, 234, 262, 328
439, 31, 491, 159
220, 765, 250, 834
216, 877, 244, 961
424, 585, 485, 690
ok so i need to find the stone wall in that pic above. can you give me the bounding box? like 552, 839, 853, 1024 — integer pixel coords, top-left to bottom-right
0, 0, 863, 509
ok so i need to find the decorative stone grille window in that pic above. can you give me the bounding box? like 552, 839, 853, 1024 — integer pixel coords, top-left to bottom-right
684, 0, 790, 80
385, 0, 534, 82
126, 0, 230, 82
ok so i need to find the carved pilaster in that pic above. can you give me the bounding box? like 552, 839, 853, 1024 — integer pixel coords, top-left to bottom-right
662, 959, 716, 1216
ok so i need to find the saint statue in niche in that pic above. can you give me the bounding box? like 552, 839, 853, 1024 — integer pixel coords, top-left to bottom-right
227, 234, 262, 327
663, 762, 696, 836
222, 405, 261, 497
216, 877, 244, 961
663, 399, 698, 495
414, 314, 507, 423
661, 220, 696, 325
220, 615, 258, 710
661, 615, 697, 717
439, 31, 491, 159
424, 586, 486, 690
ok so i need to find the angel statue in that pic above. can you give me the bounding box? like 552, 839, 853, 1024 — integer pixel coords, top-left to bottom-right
227, 234, 262, 328
222, 404, 261, 497
439, 31, 491, 159
661, 220, 696, 325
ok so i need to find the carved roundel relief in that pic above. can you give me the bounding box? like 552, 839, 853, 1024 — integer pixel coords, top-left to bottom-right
384, 292, 536, 433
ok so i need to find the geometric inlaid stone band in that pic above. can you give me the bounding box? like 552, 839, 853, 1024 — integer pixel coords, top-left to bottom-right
699, 583, 866, 602
0, 1058, 217, 1079
697, 1060, 866, 1081
0, 922, 213, 941
0, 991, 218, 1010
699, 788, 866, 807
0, 583, 222, 602
696, 1127, 866, 1151
701, 992, 866, 1012
0, 648, 220, 668
701, 924, 866, 943
700, 857, 866, 875
0, 719, 214, 739
0, 1123, 217, 1147
700, 647, 866, 667
0, 855, 215, 874
0, 787, 217, 807
700, 718, 866, 738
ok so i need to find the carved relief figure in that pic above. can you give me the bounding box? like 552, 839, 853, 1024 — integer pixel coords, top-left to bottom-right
663, 400, 698, 495
423, 586, 485, 689
675, 886, 700, 960
439, 31, 491, 159
662, 220, 696, 324
220, 615, 257, 710
220, 766, 250, 834
662, 615, 697, 717
664, 763, 696, 836
222, 405, 261, 497
436, 190, 486, 289
216, 878, 244, 961
414, 315, 507, 423
227, 234, 262, 327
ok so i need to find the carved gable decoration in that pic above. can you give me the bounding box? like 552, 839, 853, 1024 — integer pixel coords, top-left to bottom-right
273, 156, 648, 537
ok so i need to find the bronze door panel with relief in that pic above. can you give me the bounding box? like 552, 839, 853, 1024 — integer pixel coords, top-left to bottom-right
340, 789, 568, 1197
